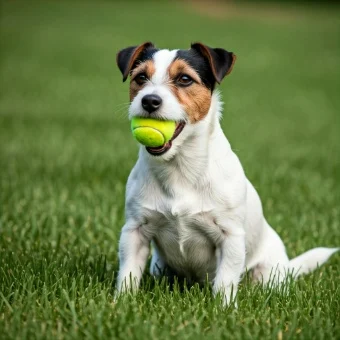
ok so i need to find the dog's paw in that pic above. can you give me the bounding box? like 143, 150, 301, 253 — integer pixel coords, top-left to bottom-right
213, 284, 238, 308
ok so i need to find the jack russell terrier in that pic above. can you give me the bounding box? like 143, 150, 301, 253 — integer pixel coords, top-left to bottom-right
115, 42, 338, 305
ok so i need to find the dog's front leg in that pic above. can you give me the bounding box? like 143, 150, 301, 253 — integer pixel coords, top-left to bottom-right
213, 229, 246, 306
116, 222, 150, 294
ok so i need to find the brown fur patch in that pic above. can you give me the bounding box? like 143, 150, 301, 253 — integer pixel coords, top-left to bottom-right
168, 60, 211, 123
129, 60, 156, 101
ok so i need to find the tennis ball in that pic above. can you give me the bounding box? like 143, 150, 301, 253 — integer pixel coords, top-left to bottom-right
131, 117, 176, 147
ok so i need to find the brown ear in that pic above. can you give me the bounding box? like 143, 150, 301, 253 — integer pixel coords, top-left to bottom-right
116, 42, 155, 82
191, 42, 236, 84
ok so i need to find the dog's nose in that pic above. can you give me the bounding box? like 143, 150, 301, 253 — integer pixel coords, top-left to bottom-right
141, 94, 162, 113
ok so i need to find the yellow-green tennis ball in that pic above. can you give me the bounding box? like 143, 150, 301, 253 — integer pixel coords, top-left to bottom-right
131, 117, 176, 147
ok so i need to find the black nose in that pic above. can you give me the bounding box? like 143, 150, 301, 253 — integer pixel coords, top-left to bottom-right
141, 94, 162, 113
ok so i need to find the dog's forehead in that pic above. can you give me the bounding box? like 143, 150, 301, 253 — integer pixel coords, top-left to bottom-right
152, 49, 178, 83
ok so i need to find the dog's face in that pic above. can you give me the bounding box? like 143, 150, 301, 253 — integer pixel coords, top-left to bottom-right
117, 42, 236, 159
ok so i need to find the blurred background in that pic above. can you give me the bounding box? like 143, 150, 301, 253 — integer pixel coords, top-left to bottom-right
1, 0, 340, 281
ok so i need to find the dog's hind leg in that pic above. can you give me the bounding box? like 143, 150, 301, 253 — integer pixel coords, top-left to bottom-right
251, 222, 339, 284
251, 224, 290, 284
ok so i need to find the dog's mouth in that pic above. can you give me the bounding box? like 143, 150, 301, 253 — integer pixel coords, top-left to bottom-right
146, 122, 186, 156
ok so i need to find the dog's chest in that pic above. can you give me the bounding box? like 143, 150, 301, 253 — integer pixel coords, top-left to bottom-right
140, 186, 223, 280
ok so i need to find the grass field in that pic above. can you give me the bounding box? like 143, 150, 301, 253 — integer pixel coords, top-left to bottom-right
1, 0, 340, 339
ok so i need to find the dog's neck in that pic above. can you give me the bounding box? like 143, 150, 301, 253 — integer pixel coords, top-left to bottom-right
139, 91, 230, 192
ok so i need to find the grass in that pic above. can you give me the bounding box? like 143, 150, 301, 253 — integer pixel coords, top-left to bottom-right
1, 0, 340, 339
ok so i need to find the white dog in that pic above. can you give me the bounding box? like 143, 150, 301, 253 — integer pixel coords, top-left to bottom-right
115, 42, 338, 305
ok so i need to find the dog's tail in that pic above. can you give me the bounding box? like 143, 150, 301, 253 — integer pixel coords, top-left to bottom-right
289, 247, 339, 277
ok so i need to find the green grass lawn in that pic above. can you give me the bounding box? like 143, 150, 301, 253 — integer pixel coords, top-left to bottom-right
1, 0, 340, 339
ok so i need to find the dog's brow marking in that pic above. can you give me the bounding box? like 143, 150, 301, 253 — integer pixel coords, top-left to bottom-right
168, 59, 201, 84
131, 60, 155, 80
152, 49, 178, 84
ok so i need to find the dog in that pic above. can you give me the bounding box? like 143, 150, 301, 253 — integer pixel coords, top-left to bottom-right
115, 42, 338, 305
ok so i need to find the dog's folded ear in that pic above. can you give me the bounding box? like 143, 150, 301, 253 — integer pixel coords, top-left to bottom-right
116, 42, 155, 82
191, 43, 236, 84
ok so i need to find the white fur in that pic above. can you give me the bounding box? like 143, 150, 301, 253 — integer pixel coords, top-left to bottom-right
117, 49, 339, 305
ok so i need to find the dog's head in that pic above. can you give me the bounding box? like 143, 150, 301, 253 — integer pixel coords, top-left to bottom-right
117, 42, 236, 159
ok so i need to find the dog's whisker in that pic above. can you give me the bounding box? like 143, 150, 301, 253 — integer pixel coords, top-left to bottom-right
114, 103, 131, 109
113, 103, 131, 120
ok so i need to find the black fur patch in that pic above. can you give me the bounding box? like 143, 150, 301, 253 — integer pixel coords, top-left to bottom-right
175, 49, 216, 90
132, 47, 159, 70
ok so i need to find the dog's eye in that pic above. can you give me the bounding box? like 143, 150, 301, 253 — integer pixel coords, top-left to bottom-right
134, 73, 148, 85
177, 74, 193, 86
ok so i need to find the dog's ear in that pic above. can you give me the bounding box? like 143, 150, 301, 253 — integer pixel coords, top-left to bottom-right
191, 42, 236, 84
116, 42, 155, 82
